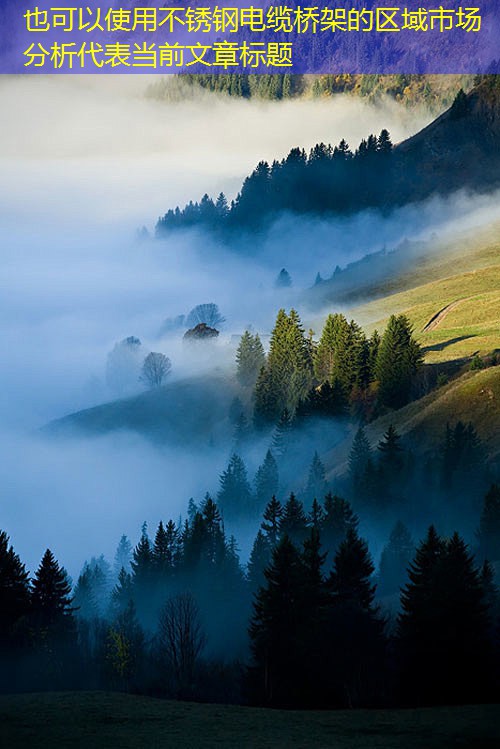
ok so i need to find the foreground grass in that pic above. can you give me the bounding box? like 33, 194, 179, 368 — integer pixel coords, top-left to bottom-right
0, 692, 499, 749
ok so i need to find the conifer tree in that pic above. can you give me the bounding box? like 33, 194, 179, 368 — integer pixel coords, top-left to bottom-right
236, 331, 266, 387
31, 549, 75, 638
261, 496, 283, 547
113, 534, 133, 578
326, 528, 386, 706
254, 450, 279, 511
131, 524, 154, 594
308, 497, 324, 529
0, 531, 31, 652
375, 314, 423, 408
110, 567, 134, 617
217, 453, 253, 520
398, 527, 491, 704
153, 520, 180, 580
348, 426, 372, 496
271, 408, 294, 462
249, 536, 307, 706
255, 309, 312, 423
280, 493, 308, 547
247, 530, 272, 591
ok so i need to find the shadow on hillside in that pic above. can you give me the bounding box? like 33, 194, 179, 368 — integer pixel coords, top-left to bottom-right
422, 335, 476, 353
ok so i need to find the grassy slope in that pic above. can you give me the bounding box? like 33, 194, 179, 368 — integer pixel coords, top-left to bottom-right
324, 367, 500, 481
313, 221, 500, 475
44, 373, 238, 444
333, 220, 500, 363
1, 692, 499, 749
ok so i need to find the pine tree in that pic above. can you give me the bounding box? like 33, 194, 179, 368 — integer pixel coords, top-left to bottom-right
200, 494, 226, 567
31, 549, 75, 638
0, 531, 31, 652
280, 493, 308, 547
255, 309, 312, 423
113, 534, 132, 578
247, 530, 272, 591
217, 453, 253, 520
131, 524, 154, 595
308, 497, 324, 529
398, 527, 491, 704
254, 450, 279, 511
326, 528, 386, 707
375, 314, 423, 409
314, 313, 366, 395
248, 536, 307, 706
261, 496, 283, 547
153, 520, 180, 580
328, 528, 376, 610
375, 425, 407, 506
110, 567, 134, 617
236, 331, 266, 387
271, 409, 293, 459
348, 426, 372, 496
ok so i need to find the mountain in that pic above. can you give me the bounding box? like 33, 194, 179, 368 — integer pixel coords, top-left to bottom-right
156, 78, 500, 238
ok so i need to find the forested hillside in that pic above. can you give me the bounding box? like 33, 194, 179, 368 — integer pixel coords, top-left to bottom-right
156, 77, 500, 238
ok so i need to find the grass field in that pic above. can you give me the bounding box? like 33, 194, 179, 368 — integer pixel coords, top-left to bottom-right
0, 692, 499, 749
351, 265, 500, 364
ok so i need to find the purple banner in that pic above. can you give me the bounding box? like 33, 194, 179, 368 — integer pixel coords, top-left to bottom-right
0, 0, 499, 74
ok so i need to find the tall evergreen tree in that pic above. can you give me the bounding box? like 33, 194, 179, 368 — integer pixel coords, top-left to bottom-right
280, 493, 308, 547
31, 549, 74, 637
0, 531, 31, 660
113, 534, 133, 578
254, 450, 279, 511
249, 536, 307, 706
398, 527, 491, 704
375, 314, 423, 409
131, 524, 155, 595
271, 408, 293, 459
348, 426, 372, 496
261, 496, 283, 548
247, 530, 272, 592
326, 528, 386, 706
31, 549, 77, 688
217, 453, 253, 520
236, 331, 266, 387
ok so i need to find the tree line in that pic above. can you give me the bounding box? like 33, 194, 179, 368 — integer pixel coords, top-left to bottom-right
235, 308, 423, 429
156, 129, 394, 236
1, 481, 499, 704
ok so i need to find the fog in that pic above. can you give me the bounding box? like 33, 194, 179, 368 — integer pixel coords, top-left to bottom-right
0, 74, 498, 578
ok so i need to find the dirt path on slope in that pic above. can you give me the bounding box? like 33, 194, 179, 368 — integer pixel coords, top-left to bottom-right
422, 298, 471, 332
